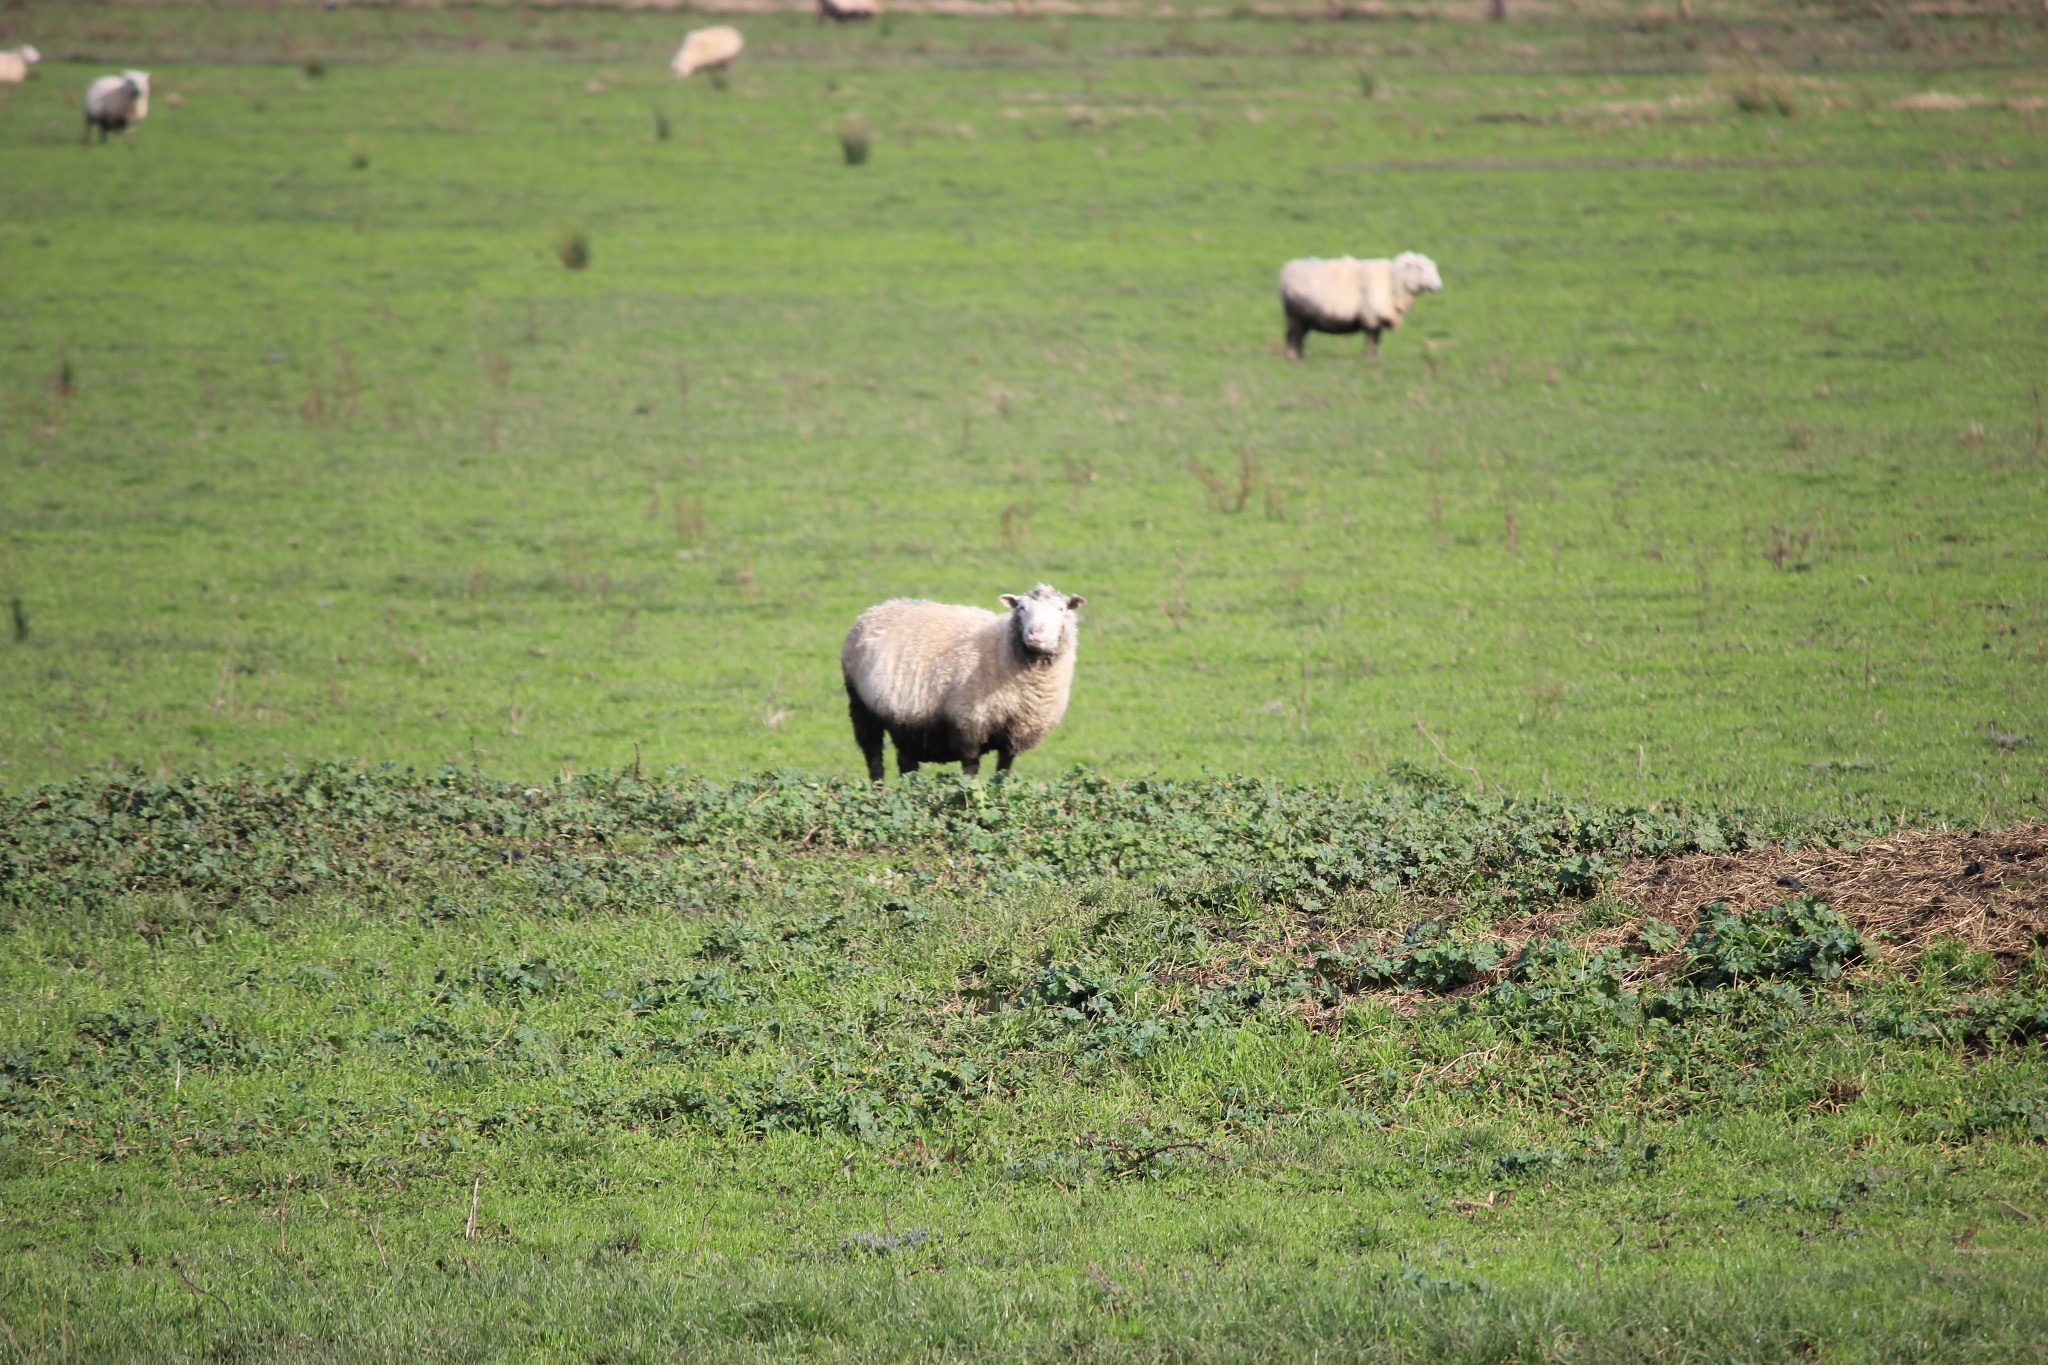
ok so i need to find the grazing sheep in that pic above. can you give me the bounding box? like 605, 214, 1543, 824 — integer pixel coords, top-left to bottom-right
83, 70, 150, 143
0, 45, 41, 84
843, 584, 1086, 781
671, 26, 743, 79
818, 0, 879, 20
1279, 251, 1442, 360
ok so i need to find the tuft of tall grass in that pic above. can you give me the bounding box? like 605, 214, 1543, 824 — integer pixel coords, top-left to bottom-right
1161, 550, 1189, 630
1731, 75, 1796, 117
1188, 447, 1258, 514
555, 227, 590, 270
839, 113, 871, 165
674, 495, 706, 547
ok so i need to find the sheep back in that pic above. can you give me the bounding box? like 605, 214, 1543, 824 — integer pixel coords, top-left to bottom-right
1279, 257, 1365, 330
673, 26, 744, 77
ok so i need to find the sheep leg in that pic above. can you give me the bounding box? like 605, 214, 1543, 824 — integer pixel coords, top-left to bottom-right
844, 676, 887, 782
995, 750, 1016, 778
1284, 315, 1308, 362
893, 725, 930, 777
1363, 326, 1382, 357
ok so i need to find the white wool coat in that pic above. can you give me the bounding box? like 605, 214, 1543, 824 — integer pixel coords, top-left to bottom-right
84, 72, 150, 128
1280, 256, 1418, 333
0, 47, 39, 84
842, 599, 1077, 759
672, 26, 744, 77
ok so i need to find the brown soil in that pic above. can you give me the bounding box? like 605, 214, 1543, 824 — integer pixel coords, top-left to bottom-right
1188, 825, 2048, 1008
1609, 822, 2048, 967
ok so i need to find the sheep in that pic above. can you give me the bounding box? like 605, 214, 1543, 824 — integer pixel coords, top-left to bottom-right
818, 0, 879, 21
671, 26, 743, 79
1278, 251, 1442, 360
83, 70, 150, 143
0, 45, 40, 84
842, 584, 1086, 781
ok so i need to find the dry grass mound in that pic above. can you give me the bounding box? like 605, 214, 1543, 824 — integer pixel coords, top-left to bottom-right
1612, 822, 2047, 967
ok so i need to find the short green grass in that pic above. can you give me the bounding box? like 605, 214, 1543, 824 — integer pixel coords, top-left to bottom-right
3, 3, 2048, 1358
3, 1, 2044, 818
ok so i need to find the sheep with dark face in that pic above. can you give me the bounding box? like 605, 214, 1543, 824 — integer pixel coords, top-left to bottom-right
83, 70, 150, 143
842, 584, 1085, 781
1279, 251, 1442, 360
818, 0, 879, 20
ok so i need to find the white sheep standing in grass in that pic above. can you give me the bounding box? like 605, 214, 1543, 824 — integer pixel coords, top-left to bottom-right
671, 26, 743, 79
842, 584, 1086, 781
818, 0, 880, 21
1278, 251, 1442, 360
0, 45, 41, 84
83, 70, 151, 142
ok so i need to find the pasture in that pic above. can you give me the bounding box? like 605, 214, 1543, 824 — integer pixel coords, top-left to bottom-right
2, 0, 2046, 1358
2, 1, 2042, 815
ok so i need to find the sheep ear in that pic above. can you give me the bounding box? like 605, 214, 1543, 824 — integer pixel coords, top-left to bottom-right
1066, 595, 1086, 610
999, 595, 1021, 610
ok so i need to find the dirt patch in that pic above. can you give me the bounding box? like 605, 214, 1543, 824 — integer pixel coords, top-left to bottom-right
1187, 825, 2047, 1008
1611, 823, 2048, 966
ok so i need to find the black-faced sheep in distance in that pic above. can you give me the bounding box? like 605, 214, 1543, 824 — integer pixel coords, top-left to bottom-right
83, 71, 150, 143
842, 584, 1085, 781
818, 0, 879, 21
1279, 252, 1442, 360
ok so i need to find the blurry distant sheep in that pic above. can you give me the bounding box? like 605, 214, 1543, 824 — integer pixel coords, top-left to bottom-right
83, 70, 151, 143
672, 26, 743, 79
818, 0, 880, 20
1278, 252, 1442, 360
0, 46, 40, 84
842, 584, 1085, 781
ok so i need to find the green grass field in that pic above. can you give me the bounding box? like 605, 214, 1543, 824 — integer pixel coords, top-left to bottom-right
2, 2, 2047, 1359
4, 0, 2044, 816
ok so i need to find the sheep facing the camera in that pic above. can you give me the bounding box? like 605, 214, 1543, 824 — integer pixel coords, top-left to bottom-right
1278, 252, 1442, 360
842, 584, 1085, 781
671, 26, 744, 78
0, 45, 41, 84
83, 70, 150, 142
818, 0, 879, 20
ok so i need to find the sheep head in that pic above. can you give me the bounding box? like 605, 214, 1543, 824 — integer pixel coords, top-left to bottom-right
999, 584, 1085, 659
1394, 252, 1442, 294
